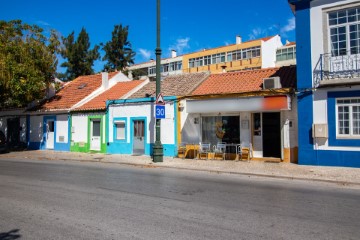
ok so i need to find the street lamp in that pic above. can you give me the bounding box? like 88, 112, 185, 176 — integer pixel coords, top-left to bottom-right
153, 0, 163, 162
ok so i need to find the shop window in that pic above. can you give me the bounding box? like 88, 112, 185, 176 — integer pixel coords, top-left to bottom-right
253, 113, 261, 136
201, 116, 240, 146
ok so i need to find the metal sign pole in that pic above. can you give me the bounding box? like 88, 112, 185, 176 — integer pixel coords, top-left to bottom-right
153, 0, 163, 162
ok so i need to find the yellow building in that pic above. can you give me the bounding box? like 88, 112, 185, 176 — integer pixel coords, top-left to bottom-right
182, 35, 282, 74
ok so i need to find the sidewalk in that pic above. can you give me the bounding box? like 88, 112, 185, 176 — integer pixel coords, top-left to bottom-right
1, 150, 360, 187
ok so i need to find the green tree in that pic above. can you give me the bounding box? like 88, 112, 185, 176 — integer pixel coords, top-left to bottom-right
0, 20, 60, 108
101, 24, 136, 71
61, 27, 100, 80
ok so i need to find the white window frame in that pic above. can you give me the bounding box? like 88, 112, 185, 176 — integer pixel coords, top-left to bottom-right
336, 97, 360, 138
328, 7, 360, 56
115, 121, 126, 140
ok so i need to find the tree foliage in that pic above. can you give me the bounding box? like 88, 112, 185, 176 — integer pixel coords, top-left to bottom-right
102, 24, 136, 71
0, 20, 60, 108
60, 27, 100, 80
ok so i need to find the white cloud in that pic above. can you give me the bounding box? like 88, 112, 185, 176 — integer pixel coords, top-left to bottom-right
248, 27, 267, 40
36, 20, 50, 26
281, 17, 295, 33
138, 48, 151, 60
168, 37, 190, 55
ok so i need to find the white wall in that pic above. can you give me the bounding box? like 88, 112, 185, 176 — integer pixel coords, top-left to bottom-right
281, 95, 298, 149
56, 114, 68, 143
71, 114, 88, 143
262, 35, 283, 68
109, 101, 175, 145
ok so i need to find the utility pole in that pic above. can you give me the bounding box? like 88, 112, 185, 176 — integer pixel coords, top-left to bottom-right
153, 0, 163, 162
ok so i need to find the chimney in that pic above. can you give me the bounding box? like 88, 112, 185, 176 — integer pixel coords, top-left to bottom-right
236, 35, 242, 44
171, 49, 177, 58
101, 72, 109, 89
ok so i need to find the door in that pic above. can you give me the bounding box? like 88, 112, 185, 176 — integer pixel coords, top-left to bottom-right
7, 118, 20, 149
46, 120, 55, 149
262, 112, 281, 158
133, 120, 145, 155
90, 119, 101, 151
252, 113, 263, 158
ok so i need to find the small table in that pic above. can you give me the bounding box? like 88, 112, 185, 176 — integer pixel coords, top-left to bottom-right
185, 144, 199, 159
225, 143, 242, 160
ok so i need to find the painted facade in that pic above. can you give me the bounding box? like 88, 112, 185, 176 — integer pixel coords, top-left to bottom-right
290, 0, 360, 167
69, 79, 148, 154
107, 97, 178, 157
70, 113, 107, 153
27, 71, 129, 152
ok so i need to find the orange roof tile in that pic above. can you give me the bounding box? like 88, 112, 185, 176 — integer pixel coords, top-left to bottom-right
191, 66, 296, 96
285, 41, 296, 46
34, 72, 118, 111
75, 80, 145, 111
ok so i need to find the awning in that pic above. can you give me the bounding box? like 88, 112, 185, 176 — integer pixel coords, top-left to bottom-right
186, 95, 291, 113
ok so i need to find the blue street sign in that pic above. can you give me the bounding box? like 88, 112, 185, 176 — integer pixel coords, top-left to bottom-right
155, 105, 165, 119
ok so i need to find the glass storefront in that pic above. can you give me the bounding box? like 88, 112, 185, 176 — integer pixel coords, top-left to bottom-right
201, 116, 240, 146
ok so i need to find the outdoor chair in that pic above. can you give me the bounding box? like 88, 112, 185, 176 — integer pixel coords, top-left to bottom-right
240, 142, 253, 161
178, 142, 187, 159
213, 142, 226, 160
198, 142, 211, 160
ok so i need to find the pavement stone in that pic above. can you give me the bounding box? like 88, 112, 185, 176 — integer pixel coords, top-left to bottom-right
1, 150, 360, 187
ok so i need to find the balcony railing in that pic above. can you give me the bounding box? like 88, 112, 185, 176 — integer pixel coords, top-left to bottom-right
313, 52, 360, 87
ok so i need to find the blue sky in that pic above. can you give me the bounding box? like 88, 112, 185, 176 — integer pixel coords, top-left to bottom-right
2, 0, 295, 72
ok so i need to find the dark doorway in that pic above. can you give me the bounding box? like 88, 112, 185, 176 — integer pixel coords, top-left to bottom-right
7, 118, 20, 149
262, 112, 281, 158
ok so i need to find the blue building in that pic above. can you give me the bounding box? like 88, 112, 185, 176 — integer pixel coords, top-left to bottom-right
290, 0, 360, 167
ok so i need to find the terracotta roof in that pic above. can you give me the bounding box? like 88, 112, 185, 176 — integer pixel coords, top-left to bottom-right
191, 65, 297, 95
129, 72, 210, 98
285, 41, 296, 46
75, 80, 145, 111
33, 72, 118, 111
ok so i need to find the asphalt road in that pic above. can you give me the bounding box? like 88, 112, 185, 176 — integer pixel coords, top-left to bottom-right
0, 158, 359, 240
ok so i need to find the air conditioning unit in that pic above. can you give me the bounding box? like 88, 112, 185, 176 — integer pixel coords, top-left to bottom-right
263, 77, 281, 89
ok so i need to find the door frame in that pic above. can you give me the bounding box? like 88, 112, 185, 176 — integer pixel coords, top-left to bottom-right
43, 116, 56, 150
87, 115, 104, 152
262, 112, 281, 158
130, 117, 147, 155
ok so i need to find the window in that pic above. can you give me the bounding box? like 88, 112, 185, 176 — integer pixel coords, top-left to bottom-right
204, 55, 211, 65
201, 116, 240, 146
163, 63, 169, 72
276, 46, 296, 61
189, 59, 195, 68
114, 121, 126, 140
148, 66, 155, 75
337, 98, 360, 137
211, 53, 225, 64
176, 61, 182, 70
329, 7, 360, 56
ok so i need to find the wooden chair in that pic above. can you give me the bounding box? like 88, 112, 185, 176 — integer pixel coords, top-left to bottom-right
240, 142, 253, 161
178, 142, 187, 159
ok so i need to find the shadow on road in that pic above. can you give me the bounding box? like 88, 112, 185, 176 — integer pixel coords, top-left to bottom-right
0, 229, 21, 240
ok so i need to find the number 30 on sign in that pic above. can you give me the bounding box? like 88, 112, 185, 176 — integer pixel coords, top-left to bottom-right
155, 105, 165, 119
